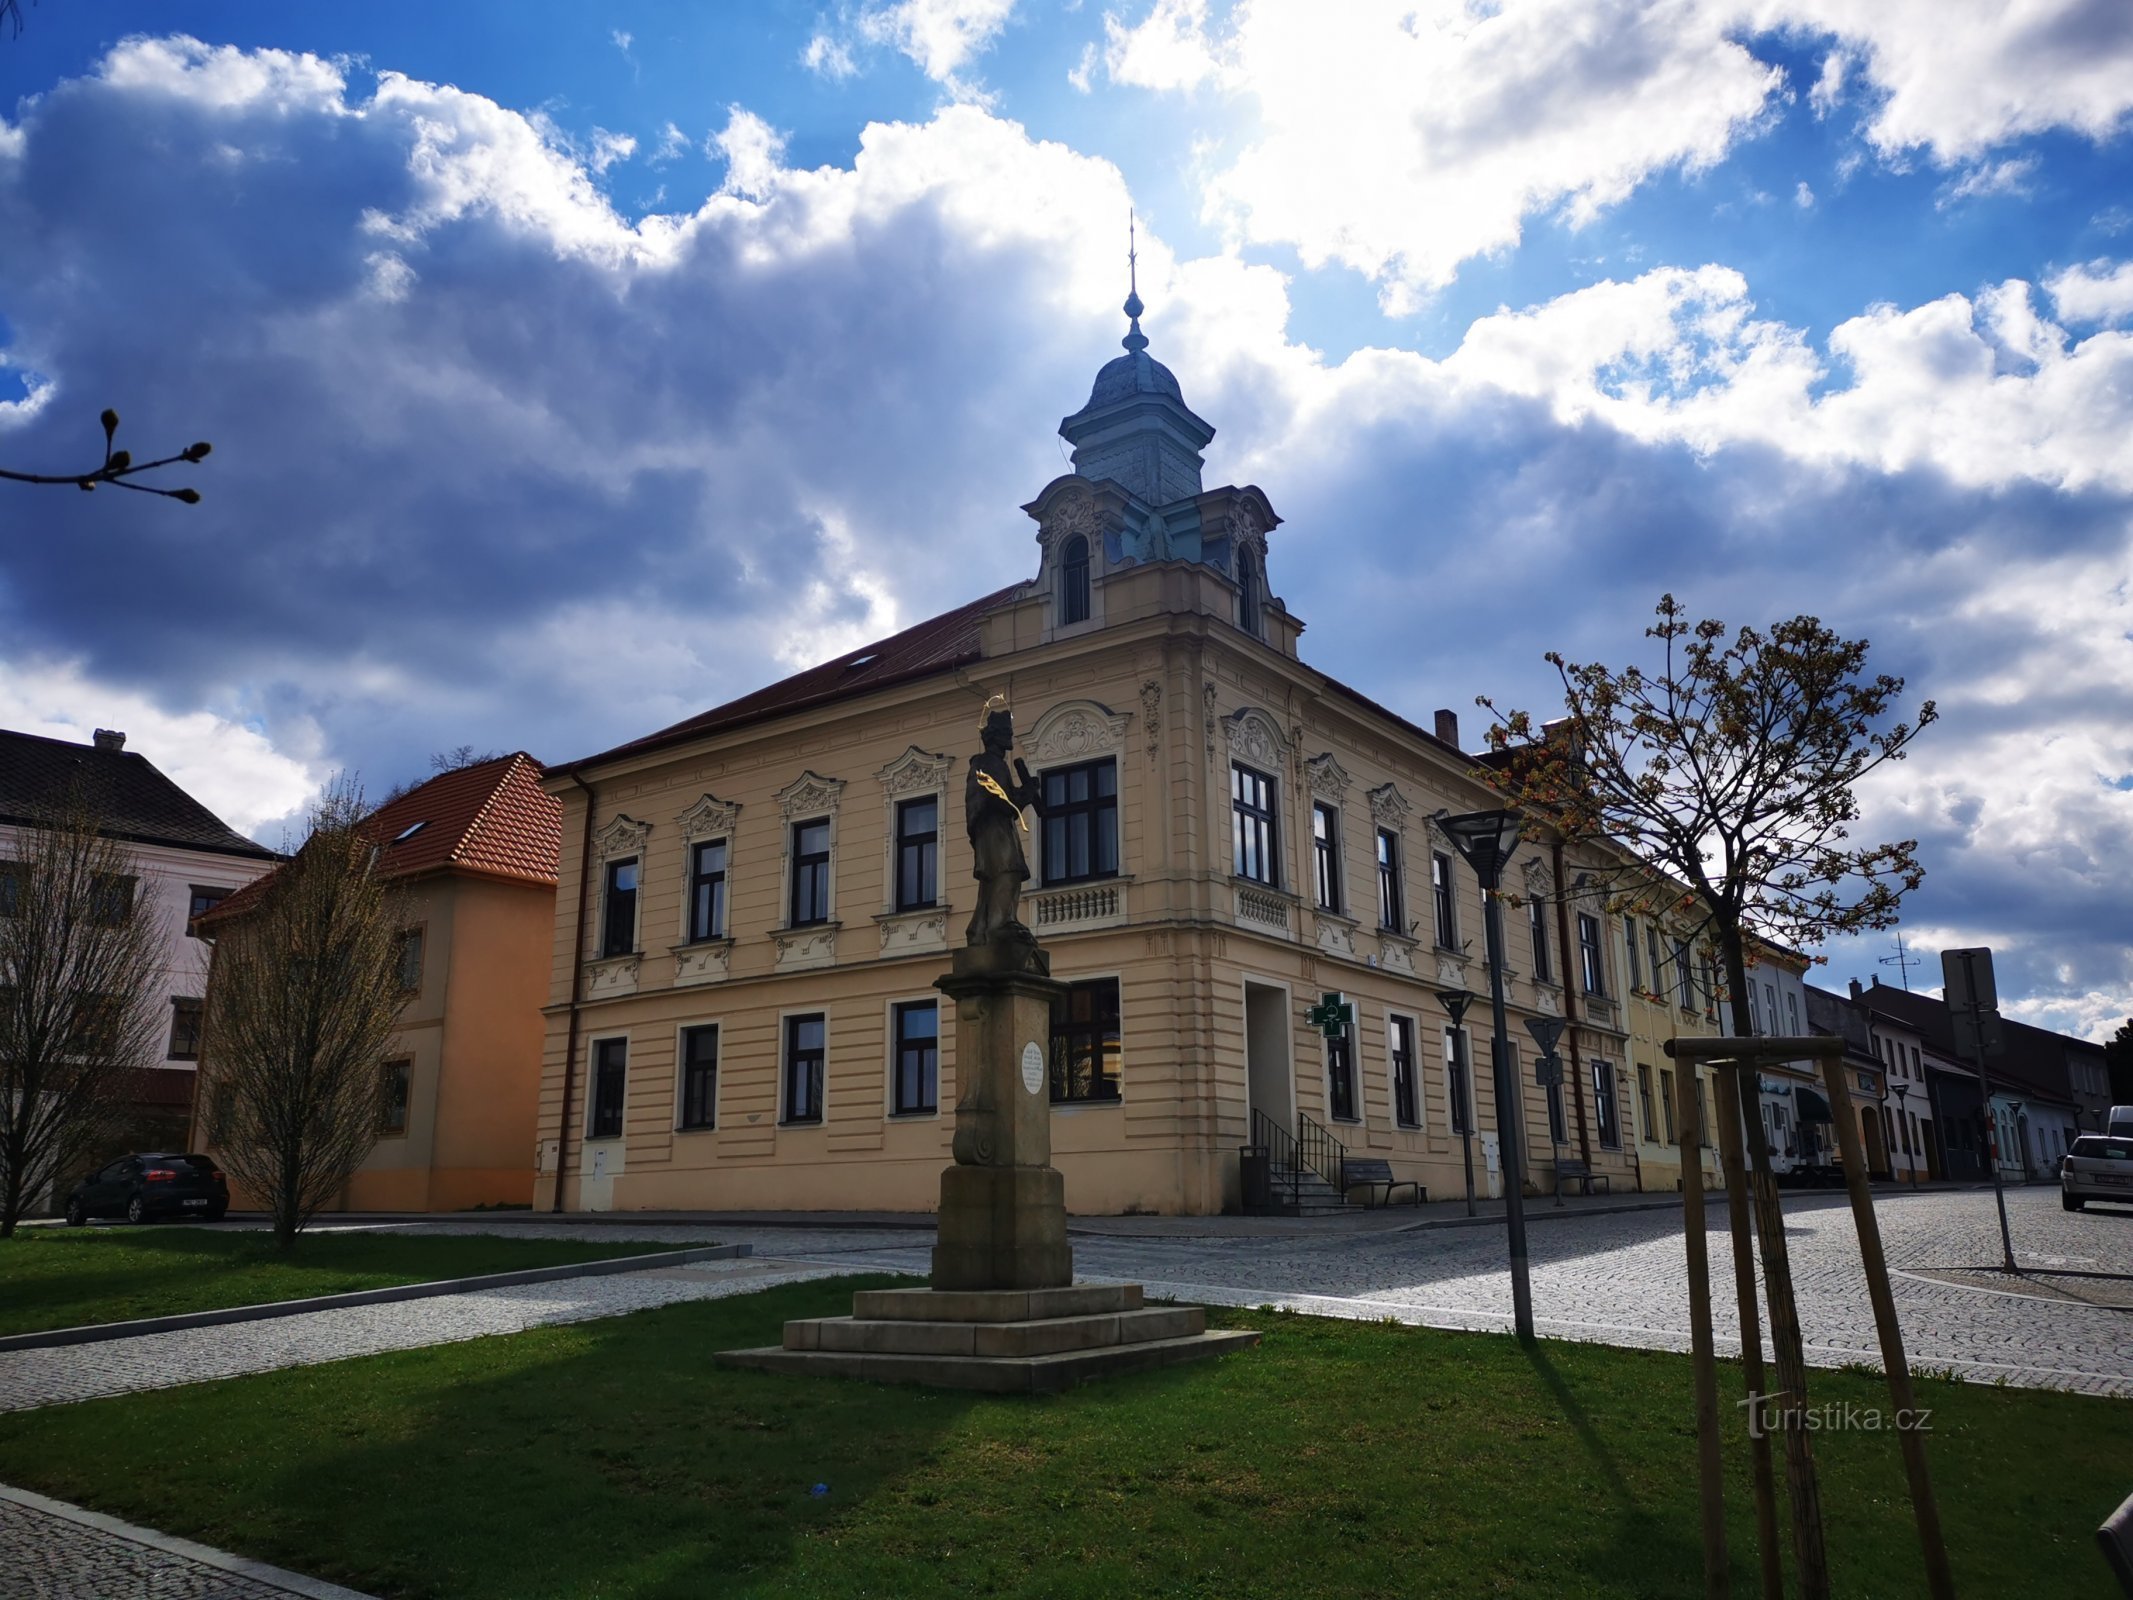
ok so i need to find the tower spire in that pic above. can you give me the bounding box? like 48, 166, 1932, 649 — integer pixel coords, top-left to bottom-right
1122, 210, 1148, 354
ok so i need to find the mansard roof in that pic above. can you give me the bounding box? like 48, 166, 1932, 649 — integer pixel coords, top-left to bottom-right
0, 727, 278, 861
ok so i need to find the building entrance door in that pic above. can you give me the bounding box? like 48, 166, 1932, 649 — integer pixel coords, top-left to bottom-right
1244, 982, 1293, 1141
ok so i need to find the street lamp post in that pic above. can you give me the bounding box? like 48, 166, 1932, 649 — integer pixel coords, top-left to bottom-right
1438, 807, 1533, 1342
1527, 1014, 1567, 1210
1436, 988, 1477, 1217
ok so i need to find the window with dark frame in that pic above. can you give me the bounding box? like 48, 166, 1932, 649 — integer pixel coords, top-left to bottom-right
1390, 1014, 1419, 1129
600, 858, 638, 958
380, 1058, 411, 1136
1624, 915, 1641, 990
688, 840, 728, 943
678, 1025, 718, 1130
167, 997, 202, 1061
395, 928, 425, 993
187, 885, 228, 933
1432, 852, 1457, 948
1592, 1060, 1620, 1147
1231, 763, 1278, 885
1375, 828, 1403, 932
894, 797, 939, 911
1637, 1063, 1656, 1142
1237, 545, 1261, 634
1578, 912, 1605, 995
1049, 978, 1121, 1103
88, 873, 135, 927
1445, 1026, 1471, 1134
1674, 937, 1694, 1008
589, 1037, 627, 1138
1060, 534, 1091, 625
1312, 802, 1341, 911
1648, 924, 1665, 994
1042, 759, 1118, 886
1326, 1022, 1357, 1122
1660, 1068, 1677, 1143
892, 1000, 939, 1115
782, 1013, 825, 1124
1529, 894, 1551, 982
0, 864, 19, 919
788, 820, 831, 927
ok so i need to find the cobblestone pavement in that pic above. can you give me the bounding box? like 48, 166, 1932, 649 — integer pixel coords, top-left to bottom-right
0, 1257, 841, 1416
0, 1485, 375, 1599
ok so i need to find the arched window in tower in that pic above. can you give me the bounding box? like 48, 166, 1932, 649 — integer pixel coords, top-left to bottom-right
1061, 534, 1091, 625
1237, 544, 1261, 636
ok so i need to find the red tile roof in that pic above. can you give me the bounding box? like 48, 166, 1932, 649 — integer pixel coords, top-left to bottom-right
197, 753, 560, 930
561, 584, 1021, 772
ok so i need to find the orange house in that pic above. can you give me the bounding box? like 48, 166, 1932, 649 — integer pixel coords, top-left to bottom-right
194, 754, 560, 1211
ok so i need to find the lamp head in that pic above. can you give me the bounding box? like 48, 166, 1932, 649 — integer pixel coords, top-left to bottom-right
1435, 987, 1473, 1026
1436, 807, 1525, 889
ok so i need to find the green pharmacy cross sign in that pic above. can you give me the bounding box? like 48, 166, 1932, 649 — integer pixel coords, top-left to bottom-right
1306, 992, 1355, 1039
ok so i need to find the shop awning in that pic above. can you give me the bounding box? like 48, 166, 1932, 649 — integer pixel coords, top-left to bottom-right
1793, 1084, 1835, 1125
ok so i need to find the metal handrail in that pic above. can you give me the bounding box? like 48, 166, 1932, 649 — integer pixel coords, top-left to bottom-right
1249, 1106, 1350, 1213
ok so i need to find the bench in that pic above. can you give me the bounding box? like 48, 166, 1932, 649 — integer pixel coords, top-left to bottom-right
1554, 1158, 1611, 1196
1344, 1158, 1425, 1208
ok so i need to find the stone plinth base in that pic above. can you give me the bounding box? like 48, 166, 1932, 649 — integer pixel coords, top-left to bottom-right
715, 1282, 1260, 1394
932, 1163, 1072, 1291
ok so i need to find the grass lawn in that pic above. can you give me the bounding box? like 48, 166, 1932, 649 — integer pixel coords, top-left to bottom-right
0, 1226, 690, 1336
0, 1276, 2126, 1598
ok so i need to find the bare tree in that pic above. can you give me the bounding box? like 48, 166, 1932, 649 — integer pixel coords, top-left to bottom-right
1, 408, 213, 504
0, 804, 163, 1237
199, 780, 405, 1250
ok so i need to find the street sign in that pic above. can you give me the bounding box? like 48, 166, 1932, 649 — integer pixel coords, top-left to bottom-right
1940, 947, 1998, 1013
1305, 991, 1354, 1039
1950, 1007, 2005, 1061
1535, 1057, 1563, 1088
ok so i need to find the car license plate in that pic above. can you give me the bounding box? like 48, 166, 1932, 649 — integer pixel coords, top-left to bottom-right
2100, 1174, 2132, 1187
183, 1198, 208, 1207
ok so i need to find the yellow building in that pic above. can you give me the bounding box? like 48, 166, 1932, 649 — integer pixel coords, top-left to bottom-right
1619, 914, 1728, 1191
534, 299, 1648, 1216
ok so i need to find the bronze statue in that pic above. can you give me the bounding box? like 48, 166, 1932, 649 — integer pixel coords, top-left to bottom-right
964, 697, 1044, 952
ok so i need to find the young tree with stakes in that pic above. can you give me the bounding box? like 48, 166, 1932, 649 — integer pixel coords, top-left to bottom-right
0, 803, 163, 1237
199, 782, 406, 1250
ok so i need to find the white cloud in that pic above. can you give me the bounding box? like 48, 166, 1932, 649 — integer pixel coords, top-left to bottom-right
1937, 155, 2036, 208
803, 31, 859, 80
1793, 181, 1815, 208
1103, 0, 1220, 92
610, 29, 633, 55
649, 121, 691, 165
1067, 41, 1098, 93
1807, 48, 1848, 118
587, 127, 636, 174
2047, 257, 2133, 325
859, 0, 1017, 83
708, 107, 787, 200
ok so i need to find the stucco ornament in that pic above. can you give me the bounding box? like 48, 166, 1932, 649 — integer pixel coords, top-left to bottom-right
1024, 700, 1132, 763
1306, 752, 1352, 801
1123, 507, 1174, 564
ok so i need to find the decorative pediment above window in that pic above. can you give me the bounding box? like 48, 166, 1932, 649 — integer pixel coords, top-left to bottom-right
1368, 782, 1412, 830
1025, 700, 1133, 764
1522, 858, 1552, 897
1305, 752, 1351, 801
776, 771, 845, 820
875, 746, 954, 797
1222, 708, 1289, 770
593, 814, 649, 862
676, 793, 740, 844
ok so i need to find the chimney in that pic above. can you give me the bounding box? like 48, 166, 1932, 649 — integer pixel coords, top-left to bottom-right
92, 729, 126, 752
1848, 978, 1862, 1001
1433, 708, 1460, 749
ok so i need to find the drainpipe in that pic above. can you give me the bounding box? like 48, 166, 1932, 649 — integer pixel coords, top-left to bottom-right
1551, 837, 1591, 1165
552, 769, 596, 1214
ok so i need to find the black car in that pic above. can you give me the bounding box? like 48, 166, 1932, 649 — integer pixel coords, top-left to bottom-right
64, 1153, 228, 1225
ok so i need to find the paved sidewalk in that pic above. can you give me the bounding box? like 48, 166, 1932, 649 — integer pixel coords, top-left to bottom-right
0, 1482, 375, 1599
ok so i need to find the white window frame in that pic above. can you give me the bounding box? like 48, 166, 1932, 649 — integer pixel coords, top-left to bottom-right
774, 771, 845, 932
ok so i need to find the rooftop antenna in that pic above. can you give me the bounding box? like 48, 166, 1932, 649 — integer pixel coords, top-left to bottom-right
1122, 209, 1148, 354
1879, 929, 1922, 991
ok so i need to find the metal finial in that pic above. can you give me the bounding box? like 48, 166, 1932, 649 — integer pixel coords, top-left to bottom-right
1122, 209, 1148, 353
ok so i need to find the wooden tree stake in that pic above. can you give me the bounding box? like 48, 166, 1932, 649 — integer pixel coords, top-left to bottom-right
1675, 1062, 1728, 1598
1712, 1064, 1785, 1600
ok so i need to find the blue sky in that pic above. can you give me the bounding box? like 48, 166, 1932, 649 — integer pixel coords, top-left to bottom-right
2, 1, 2129, 1040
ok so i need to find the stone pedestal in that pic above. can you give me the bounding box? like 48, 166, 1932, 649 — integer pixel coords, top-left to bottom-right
930, 946, 1073, 1291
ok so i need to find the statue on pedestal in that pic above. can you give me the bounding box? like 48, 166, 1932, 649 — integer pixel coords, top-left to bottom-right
962, 698, 1047, 970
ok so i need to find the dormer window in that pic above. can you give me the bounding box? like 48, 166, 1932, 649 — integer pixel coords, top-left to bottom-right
1060, 534, 1091, 625
1237, 545, 1261, 635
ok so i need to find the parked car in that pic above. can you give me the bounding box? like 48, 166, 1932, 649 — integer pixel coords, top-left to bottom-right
2060, 1136, 2133, 1212
64, 1153, 228, 1225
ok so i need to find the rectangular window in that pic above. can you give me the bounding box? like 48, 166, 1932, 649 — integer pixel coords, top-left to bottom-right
789, 821, 831, 926
1786, 991, 1801, 1034
600, 858, 638, 958
1748, 980, 1763, 1034
1592, 1061, 1620, 1148
167, 997, 203, 1062
1049, 978, 1122, 1103
395, 928, 425, 992
589, 1038, 627, 1138
1390, 1014, 1419, 1129
1624, 916, 1641, 991
1230, 763, 1278, 886
894, 797, 940, 911
1041, 759, 1118, 886
380, 1058, 411, 1136
1444, 1026, 1471, 1135
1529, 895, 1551, 982
892, 1000, 939, 1116
1578, 913, 1605, 996
1326, 1023, 1357, 1122
88, 873, 135, 927
1637, 1063, 1656, 1143
1312, 802, 1341, 912
1674, 938, 1693, 1008
782, 1014, 825, 1124
1432, 853, 1457, 948
187, 885, 228, 934
688, 840, 728, 942
678, 1025, 718, 1131
1375, 829, 1404, 932
1648, 924, 1665, 994
0, 863, 19, 918
1660, 1068, 1677, 1143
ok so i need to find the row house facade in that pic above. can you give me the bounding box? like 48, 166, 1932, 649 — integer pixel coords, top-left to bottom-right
533, 298, 1664, 1216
